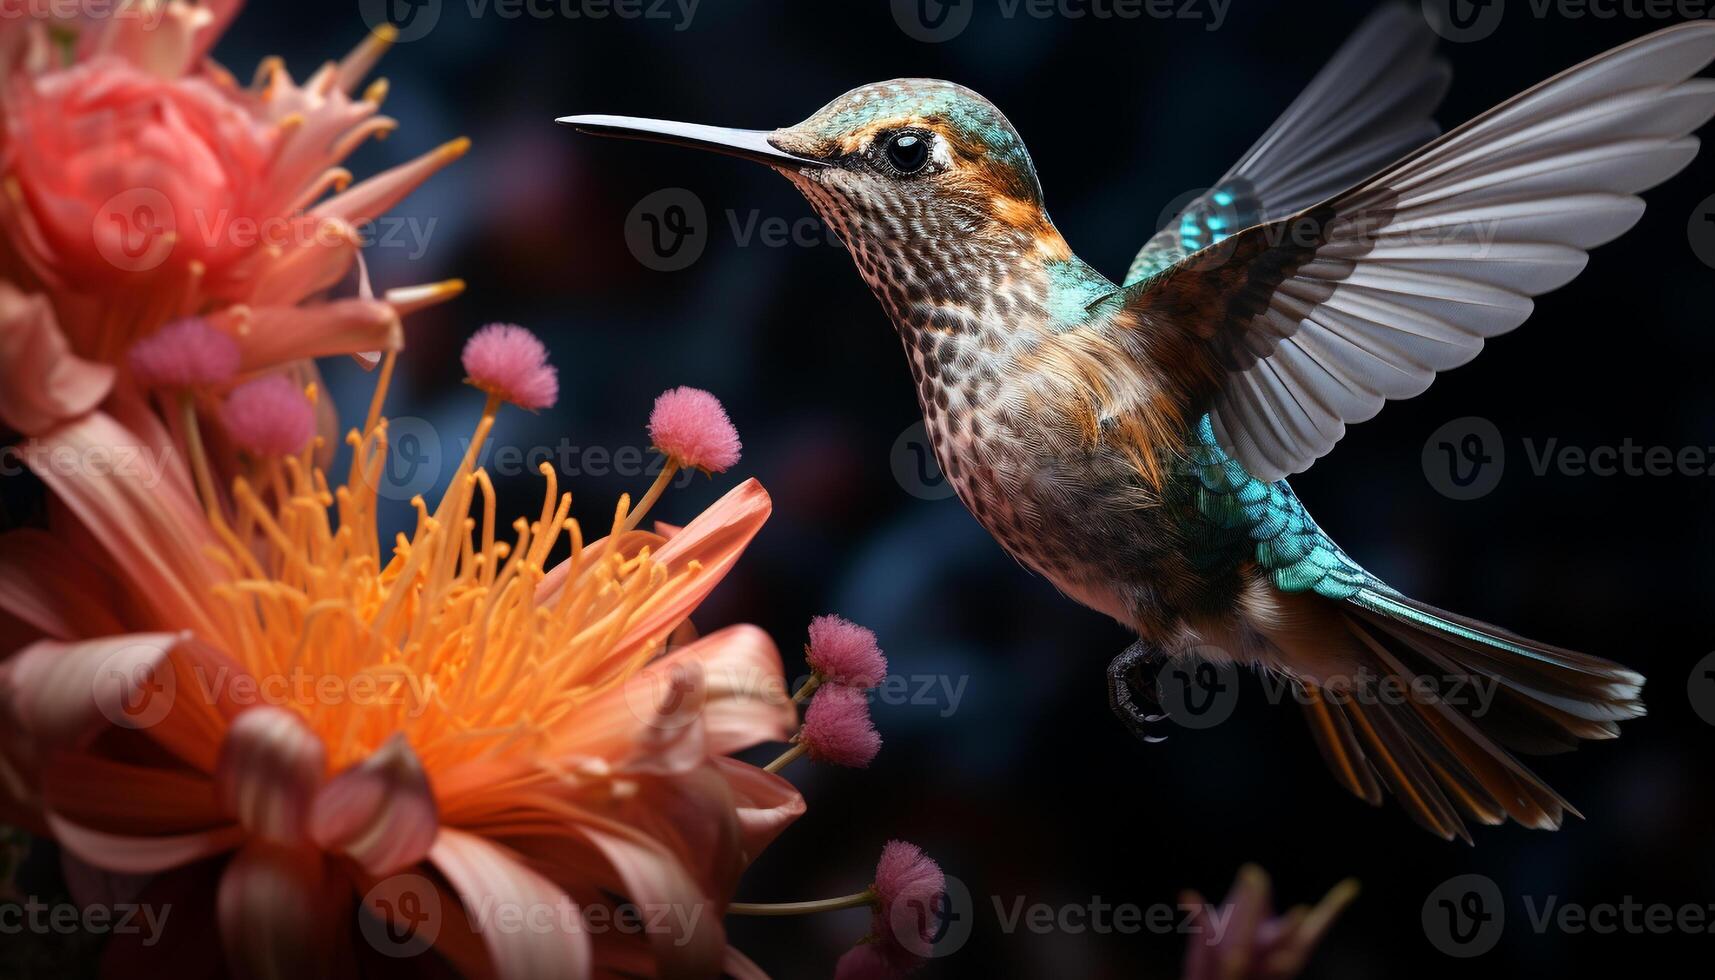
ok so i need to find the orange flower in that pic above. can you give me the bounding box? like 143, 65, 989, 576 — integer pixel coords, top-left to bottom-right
0, 4, 463, 435
0, 356, 805, 977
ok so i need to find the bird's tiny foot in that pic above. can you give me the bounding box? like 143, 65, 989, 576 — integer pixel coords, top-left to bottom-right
1107, 639, 1170, 743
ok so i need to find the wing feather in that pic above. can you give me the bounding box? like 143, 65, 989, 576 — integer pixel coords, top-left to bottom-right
1124, 21, 1715, 480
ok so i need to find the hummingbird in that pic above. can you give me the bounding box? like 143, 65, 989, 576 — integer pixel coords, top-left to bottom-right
562, 8, 1715, 841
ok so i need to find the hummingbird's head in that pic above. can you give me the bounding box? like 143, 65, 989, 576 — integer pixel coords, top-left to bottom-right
562, 80, 1070, 298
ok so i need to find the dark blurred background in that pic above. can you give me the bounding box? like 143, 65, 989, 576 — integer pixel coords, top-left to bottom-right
63, 0, 1715, 975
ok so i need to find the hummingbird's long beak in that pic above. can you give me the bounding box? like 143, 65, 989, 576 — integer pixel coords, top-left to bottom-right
556, 114, 827, 169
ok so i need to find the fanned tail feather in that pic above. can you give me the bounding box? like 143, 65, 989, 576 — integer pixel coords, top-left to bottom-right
1288, 588, 1643, 842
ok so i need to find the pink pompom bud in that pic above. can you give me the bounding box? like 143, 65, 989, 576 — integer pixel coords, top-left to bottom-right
220, 375, 316, 458
806, 614, 888, 689
833, 943, 895, 980
461, 323, 558, 411
871, 840, 946, 966
800, 685, 880, 769
647, 386, 741, 473
127, 317, 239, 389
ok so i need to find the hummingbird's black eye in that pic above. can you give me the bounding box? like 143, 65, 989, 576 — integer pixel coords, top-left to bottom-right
884, 132, 931, 175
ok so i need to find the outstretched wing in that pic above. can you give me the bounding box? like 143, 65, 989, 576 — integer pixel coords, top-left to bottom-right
1125, 4, 1451, 285
1128, 21, 1715, 482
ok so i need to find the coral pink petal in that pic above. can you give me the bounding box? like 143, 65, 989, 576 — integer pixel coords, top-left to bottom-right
127, 317, 240, 389
217, 842, 338, 978
462, 322, 558, 411
801, 685, 881, 769
648, 386, 741, 472
0, 283, 113, 436
215, 707, 328, 843
220, 375, 317, 458
430, 828, 592, 980
308, 733, 438, 876
3, 633, 184, 750
806, 614, 888, 688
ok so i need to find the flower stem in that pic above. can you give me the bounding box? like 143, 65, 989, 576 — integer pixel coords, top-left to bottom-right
727, 890, 876, 916
179, 393, 225, 528
622, 458, 680, 533
763, 741, 807, 774
790, 673, 823, 705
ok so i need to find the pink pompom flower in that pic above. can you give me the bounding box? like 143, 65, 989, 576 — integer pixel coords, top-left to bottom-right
648, 386, 741, 473
800, 685, 881, 769
220, 375, 317, 458
461, 322, 559, 411
833, 840, 947, 976
127, 317, 239, 389
807, 614, 888, 689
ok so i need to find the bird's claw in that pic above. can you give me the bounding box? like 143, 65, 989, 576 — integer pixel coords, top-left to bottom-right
1107, 639, 1170, 743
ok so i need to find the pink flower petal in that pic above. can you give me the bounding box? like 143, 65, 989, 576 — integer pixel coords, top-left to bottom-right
0, 283, 113, 436
2, 633, 183, 750
0, 529, 125, 640
429, 827, 592, 980
22, 411, 222, 638
309, 733, 439, 876
46, 812, 244, 875
714, 757, 806, 861
217, 842, 343, 978
215, 707, 328, 843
